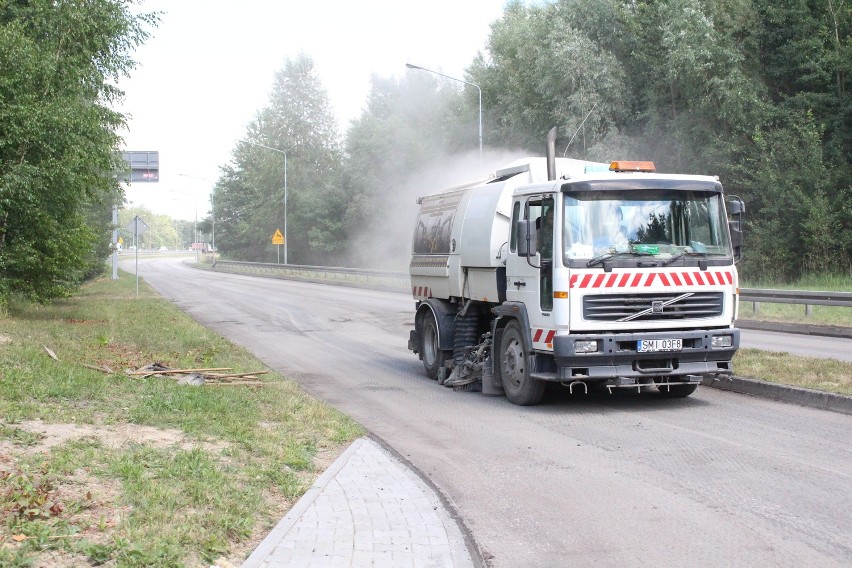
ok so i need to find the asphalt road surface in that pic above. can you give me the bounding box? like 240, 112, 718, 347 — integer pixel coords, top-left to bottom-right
739, 328, 852, 362
128, 258, 852, 568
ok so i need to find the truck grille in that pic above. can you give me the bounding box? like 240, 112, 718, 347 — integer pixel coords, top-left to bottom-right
584, 292, 724, 322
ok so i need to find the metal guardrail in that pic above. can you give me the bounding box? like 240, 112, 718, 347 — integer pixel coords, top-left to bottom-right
212, 260, 409, 290
739, 288, 852, 308
211, 260, 851, 311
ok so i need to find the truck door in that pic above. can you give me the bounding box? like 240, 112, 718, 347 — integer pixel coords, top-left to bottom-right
506, 196, 555, 345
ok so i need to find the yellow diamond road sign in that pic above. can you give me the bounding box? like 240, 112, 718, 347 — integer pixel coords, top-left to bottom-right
272, 229, 284, 245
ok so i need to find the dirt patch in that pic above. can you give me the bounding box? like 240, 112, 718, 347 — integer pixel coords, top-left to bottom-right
8, 420, 228, 455
0, 334, 10, 345
15, 420, 181, 452
312, 443, 348, 472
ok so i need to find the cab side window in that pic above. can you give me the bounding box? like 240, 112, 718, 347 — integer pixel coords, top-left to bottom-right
510, 201, 521, 252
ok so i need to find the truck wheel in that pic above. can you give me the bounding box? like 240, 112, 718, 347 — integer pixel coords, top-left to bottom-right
500, 320, 545, 406
656, 380, 699, 398
421, 311, 451, 381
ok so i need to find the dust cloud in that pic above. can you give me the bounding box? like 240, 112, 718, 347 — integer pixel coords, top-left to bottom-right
341, 149, 529, 272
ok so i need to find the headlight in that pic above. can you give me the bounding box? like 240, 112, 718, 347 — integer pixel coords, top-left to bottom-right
575, 340, 598, 354
711, 335, 733, 348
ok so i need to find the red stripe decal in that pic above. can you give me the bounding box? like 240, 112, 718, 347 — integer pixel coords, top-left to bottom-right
715, 272, 725, 285
545, 330, 555, 343
693, 272, 705, 285
670, 273, 682, 286
533, 329, 543, 342
705, 272, 716, 285
726, 272, 733, 284
580, 274, 593, 288
605, 274, 618, 287
682, 272, 693, 285
659, 273, 671, 286
570, 275, 578, 288
592, 274, 606, 288
618, 274, 630, 287
631, 273, 643, 287
644, 273, 656, 286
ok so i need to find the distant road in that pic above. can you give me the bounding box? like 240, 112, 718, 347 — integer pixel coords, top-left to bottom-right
126, 258, 852, 568
739, 328, 852, 362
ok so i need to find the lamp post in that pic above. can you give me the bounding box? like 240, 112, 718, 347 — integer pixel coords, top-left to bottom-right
239, 140, 288, 264
177, 173, 215, 252
406, 63, 482, 159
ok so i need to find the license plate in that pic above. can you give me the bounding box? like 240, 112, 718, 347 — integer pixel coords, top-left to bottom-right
637, 339, 682, 353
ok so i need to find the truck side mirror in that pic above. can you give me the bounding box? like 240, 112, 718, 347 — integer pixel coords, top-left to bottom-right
729, 220, 743, 263
727, 198, 744, 216
516, 220, 537, 257
727, 196, 745, 264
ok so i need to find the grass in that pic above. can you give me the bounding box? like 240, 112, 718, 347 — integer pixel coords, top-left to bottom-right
734, 349, 852, 396
739, 273, 852, 327
0, 272, 364, 567
738, 302, 851, 327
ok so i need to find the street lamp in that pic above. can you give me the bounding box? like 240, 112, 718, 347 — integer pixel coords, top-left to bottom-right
406, 63, 482, 159
177, 173, 215, 252
238, 139, 288, 264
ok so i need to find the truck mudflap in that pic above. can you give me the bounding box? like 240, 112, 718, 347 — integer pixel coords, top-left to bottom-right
530, 328, 740, 383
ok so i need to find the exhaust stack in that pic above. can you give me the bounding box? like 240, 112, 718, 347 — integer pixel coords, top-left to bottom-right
546, 126, 557, 181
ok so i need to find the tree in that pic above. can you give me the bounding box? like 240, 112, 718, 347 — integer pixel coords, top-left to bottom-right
465, 0, 850, 281
214, 54, 345, 264
340, 71, 475, 269
118, 207, 181, 250
0, 0, 157, 306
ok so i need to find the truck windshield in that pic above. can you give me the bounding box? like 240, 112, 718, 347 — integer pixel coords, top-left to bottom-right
562, 189, 731, 264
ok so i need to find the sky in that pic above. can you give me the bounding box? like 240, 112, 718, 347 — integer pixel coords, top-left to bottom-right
118, 0, 509, 221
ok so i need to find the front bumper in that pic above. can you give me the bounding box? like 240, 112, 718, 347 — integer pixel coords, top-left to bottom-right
537, 328, 739, 382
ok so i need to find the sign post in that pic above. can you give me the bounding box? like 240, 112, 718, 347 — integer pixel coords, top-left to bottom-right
272, 229, 285, 264
115, 151, 159, 280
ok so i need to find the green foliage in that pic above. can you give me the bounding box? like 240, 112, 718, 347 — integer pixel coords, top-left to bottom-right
0, 466, 61, 521
0, 1, 157, 307
117, 206, 190, 250
340, 72, 475, 268
215, 54, 346, 264
464, 0, 851, 281
197, 0, 849, 281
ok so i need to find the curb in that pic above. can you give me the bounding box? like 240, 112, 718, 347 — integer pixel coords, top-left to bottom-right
703, 375, 852, 416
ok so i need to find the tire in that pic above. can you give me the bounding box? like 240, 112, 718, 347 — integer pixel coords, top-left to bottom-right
499, 320, 546, 406
656, 379, 699, 398
421, 310, 451, 381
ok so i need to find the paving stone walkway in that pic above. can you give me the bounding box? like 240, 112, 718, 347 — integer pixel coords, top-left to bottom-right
241, 438, 477, 568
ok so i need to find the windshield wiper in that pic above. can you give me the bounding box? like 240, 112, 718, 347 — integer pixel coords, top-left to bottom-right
586, 253, 614, 267
661, 250, 707, 266
586, 251, 642, 268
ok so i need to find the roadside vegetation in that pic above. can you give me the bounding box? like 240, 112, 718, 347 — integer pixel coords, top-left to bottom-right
0, 272, 363, 567
739, 274, 852, 327
734, 349, 852, 396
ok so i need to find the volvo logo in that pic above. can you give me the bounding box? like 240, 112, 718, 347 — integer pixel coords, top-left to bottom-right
618, 293, 694, 322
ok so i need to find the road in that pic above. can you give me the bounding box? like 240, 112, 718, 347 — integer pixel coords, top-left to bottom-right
129, 258, 852, 567
739, 328, 852, 362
